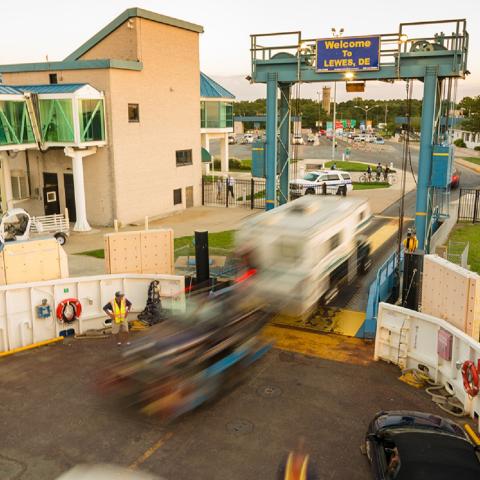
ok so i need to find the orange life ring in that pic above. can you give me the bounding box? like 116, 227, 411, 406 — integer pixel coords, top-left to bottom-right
461, 360, 479, 397
56, 298, 82, 323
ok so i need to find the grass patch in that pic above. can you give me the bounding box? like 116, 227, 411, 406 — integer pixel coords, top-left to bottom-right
324, 161, 374, 172
461, 157, 480, 166
352, 182, 391, 190
77, 230, 237, 260
449, 223, 480, 273
77, 249, 105, 259
237, 189, 265, 201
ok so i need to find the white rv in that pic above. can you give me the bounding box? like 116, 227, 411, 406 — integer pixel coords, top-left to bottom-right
236, 195, 372, 317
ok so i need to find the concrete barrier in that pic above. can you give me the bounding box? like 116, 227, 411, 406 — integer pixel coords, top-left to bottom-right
0, 273, 185, 353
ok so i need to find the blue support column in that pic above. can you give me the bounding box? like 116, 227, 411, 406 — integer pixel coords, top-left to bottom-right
265, 73, 278, 211
415, 66, 438, 251
278, 84, 291, 205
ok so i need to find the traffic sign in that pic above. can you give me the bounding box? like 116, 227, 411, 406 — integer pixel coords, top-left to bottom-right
316, 36, 380, 72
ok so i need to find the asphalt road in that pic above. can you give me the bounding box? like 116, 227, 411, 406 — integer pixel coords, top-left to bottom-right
210, 137, 480, 312
0, 335, 446, 480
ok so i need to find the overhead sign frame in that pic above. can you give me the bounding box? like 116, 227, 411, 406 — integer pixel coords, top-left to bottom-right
316, 35, 381, 73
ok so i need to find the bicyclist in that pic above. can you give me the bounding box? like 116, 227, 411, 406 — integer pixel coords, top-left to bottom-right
375, 162, 383, 181
366, 165, 372, 182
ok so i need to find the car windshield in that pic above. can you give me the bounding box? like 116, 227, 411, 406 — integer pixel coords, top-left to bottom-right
303, 173, 319, 182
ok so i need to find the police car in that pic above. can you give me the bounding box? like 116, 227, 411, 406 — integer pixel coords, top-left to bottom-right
290, 169, 353, 197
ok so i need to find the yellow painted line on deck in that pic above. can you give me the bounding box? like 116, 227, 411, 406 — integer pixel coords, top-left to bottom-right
264, 325, 373, 366
369, 220, 399, 254
129, 432, 173, 470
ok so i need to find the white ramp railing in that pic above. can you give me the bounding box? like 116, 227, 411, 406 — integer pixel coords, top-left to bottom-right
0, 273, 185, 352
375, 302, 480, 431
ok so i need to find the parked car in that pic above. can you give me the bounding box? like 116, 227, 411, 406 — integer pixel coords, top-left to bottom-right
451, 168, 460, 189
292, 134, 304, 145
318, 129, 326, 136
240, 133, 254, 144
365, 410, 480, 479
307, 133, 316, 143
228, 135, 237, 144
374, 136, 385, 145
290, 170, 353, 197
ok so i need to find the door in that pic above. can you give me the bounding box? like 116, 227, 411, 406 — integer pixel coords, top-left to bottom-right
186, 186, 194, 208
43, 172, 60, 215
63, 174, 76, 222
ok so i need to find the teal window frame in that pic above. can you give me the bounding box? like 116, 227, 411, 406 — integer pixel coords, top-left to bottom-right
0, 100, 35, 146
78, 99, 105, 142
39, 99, 75, 143
200, 100, 233, 129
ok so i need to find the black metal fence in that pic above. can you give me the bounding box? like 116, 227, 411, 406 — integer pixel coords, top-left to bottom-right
202, 177, 266, 209
457, 188, 480, 223
202, 176, 348, 209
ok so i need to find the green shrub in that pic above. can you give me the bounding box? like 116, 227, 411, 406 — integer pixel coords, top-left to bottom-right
474, 146, 480, 151
454, 138, 467, 148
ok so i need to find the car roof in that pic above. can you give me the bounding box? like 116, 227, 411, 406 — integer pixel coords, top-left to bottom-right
308, 170, 344, 175
390, 431, 480, 480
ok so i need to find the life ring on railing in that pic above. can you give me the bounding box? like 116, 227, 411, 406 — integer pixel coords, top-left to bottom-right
461, 360, 479, 397
56, 298, 82, 323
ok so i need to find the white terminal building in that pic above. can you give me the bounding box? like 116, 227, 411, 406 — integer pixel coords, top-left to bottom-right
0, 7, 235, 230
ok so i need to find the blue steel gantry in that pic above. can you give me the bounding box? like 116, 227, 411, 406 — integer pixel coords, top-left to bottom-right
250, 20, 469, 252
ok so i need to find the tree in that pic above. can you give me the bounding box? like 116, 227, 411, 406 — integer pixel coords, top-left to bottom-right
458, 95, 480, 132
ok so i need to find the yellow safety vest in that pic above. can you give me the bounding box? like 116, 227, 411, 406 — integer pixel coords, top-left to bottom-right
403, 236, 418, 253
112, 298, 126, 324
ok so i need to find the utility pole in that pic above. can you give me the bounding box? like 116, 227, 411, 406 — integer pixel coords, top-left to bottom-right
384, 104, 388, 125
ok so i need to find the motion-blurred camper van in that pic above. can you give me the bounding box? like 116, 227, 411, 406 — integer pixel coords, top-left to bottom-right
236, 196, 372, 317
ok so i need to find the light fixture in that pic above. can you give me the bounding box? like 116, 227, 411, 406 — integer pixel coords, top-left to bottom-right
399, 34, 408, 43
344, 72, 354, 80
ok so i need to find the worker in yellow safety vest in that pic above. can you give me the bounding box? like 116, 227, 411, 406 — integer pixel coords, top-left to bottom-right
103, 291, 132, 346
403, 228, 418, 253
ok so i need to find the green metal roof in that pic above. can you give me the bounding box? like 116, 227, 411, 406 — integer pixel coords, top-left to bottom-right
0, 59, 142, 74
13, 83, 87, 94
200, 73, 235, 99
65, 7, 204, 62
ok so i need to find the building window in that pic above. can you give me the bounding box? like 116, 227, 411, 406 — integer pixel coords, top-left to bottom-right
173, 188, 182, 205
49, 73, 58, 84
176, 149, 193, 166
128, 103, 140, 122
11, 175, 28, 200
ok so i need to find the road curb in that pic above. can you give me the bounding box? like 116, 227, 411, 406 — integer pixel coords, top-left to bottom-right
456, 157, 480, 174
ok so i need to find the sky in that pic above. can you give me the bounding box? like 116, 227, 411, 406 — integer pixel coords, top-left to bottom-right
0, 0, 478, 102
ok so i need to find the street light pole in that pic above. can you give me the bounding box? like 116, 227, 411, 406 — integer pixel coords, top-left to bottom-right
332, 81, 337, 160
330, 27, 343, 161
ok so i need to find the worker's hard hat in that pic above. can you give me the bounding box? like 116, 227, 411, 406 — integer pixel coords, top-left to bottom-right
115, 291, 124, 297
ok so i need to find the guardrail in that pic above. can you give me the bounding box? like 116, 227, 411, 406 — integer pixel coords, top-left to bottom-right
358, 251, 402, 338
375, 302, 480, 431
0, 273, 185, 353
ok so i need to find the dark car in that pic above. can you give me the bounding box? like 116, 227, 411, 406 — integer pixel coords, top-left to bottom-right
365, 410, 480, 479
451, 168, 460, 189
